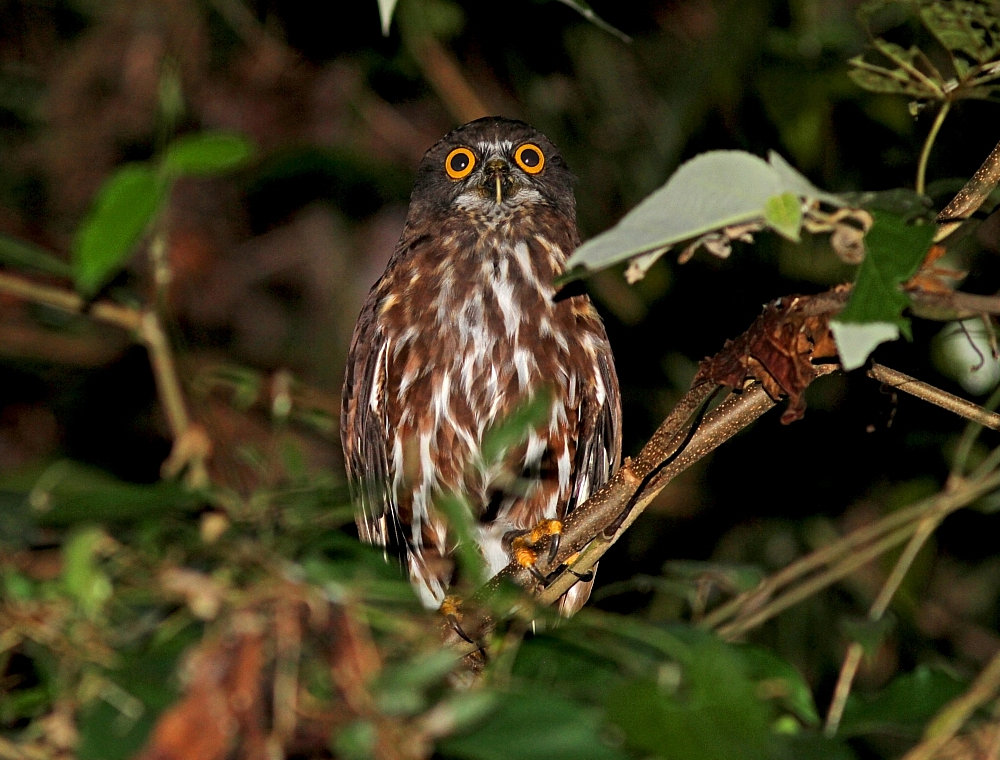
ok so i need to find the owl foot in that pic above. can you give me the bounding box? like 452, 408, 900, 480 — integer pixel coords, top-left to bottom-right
440, 595, 480, 649
558, 551, 594, 583
511, 518, 563, 582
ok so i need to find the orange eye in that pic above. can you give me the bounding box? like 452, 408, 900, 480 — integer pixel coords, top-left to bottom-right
514, 143, 545, 174
445, 147, 476, 179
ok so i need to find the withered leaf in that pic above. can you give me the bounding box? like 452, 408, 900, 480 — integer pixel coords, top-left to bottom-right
695, 295, 840, 423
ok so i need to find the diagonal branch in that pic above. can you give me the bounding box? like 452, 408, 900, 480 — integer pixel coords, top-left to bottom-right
453, 280, 1000, 653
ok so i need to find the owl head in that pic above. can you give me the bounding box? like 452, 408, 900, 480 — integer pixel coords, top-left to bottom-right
407, 116, 576, 222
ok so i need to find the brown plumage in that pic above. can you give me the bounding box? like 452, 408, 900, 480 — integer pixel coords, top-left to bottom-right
341, 117, 621, 614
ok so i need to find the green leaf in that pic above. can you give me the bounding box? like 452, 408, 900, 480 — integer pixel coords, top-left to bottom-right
72, 163, 166, 297
438, 690, 628, 760
6, 460, 201, 526
920, 1, 1000, 65
829, 321, 901, 372
606, 637, 774, 760
764, 192, 803, 241
435, 493, 489, 588
0, 234, 73, 277
831, 209, 935, 369
662, 560, 766, 594
566, 150, 842, 276
377, 0, 399, 34
161, 131, 255, 177
62, 526, 113, 617
77, 629, 196, 760
848, 40, 943, 99
838, 665, 966, 737
738, 645, 821, 726
512, 634, 626, 695
479, 390, 554, 466
333, 720, 377, 759
372, 650, 459, 715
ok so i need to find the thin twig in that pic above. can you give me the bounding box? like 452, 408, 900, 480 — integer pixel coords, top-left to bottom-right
700, 493, 935, 630
0, 270, 142, 332
401, 29, 493, 123
707, 469, 1000, 640
551, 0, 633, 43
824, 500, 949, 735
868, 363, 1000, 431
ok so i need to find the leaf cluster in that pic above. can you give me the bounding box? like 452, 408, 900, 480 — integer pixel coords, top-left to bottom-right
850, 0, 1000, 103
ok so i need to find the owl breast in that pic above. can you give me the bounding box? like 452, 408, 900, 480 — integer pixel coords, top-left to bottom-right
373, 215, 610, 605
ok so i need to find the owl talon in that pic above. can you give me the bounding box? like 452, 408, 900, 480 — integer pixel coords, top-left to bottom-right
441, 596, 478, 647
527, 564, 549, 584
557, 550, 593, 582
547, 531, 561, 565
512, 518, 564, 584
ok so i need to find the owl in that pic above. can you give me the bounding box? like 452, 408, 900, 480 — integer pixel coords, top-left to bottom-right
341, 116, 621, 615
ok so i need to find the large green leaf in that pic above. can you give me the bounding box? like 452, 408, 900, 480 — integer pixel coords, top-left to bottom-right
566, 150, 843, 277
605, 637, 774, 760
837, 665, 967, 737
77, 628, 197, 760
2, 460, 200, 526
830, 209, 935, 370
72, 163, 167, 297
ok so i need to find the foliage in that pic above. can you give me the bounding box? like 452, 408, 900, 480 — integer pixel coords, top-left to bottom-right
72, 132, 255, 298
2, 1, 1000, 759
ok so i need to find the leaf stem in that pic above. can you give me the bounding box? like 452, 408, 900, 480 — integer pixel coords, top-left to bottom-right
916, 100, 951, 196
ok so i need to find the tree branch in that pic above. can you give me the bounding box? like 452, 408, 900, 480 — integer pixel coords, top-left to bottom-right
0, 270, 208, 488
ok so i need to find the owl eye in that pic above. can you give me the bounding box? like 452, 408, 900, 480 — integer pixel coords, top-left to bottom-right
514, 143, 545, 174
445, 147, 476, 179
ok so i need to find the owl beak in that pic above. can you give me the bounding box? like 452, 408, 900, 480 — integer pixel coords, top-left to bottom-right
483, 157, 512, 204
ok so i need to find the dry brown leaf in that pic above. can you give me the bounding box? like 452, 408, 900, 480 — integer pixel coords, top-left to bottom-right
695, 294, 840, 423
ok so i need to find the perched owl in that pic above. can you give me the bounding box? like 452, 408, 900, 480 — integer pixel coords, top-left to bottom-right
341, 116, 621, 614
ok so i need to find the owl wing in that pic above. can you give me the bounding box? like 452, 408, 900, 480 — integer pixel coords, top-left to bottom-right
568, 343, 623, 513
557, 341, 621, 616
340, 303, 405, 554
